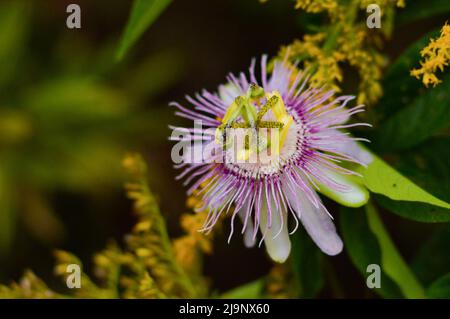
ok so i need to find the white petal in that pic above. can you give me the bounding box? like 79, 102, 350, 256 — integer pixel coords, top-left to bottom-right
317, 168, 369, 208
259, 196, 291, 263
283, 183, 343, 256
243, 223, 256, 248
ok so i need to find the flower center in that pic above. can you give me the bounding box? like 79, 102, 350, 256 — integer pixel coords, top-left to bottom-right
215, 84, 294, 163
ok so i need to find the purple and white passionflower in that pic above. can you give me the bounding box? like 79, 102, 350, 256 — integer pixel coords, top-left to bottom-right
170, 56, 372, 262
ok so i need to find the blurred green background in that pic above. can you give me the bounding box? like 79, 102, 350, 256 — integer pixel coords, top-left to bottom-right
0, 0, 448, 297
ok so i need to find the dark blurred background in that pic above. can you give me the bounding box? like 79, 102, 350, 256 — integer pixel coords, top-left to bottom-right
0, 0, 446, 297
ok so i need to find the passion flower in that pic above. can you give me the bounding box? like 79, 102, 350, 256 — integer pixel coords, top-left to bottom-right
170, 56, 372, 262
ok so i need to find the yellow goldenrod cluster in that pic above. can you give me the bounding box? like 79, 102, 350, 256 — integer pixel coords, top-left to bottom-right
171, 180, 222, 296
280, 33, 344, 93
172, 211, 212, 296
280, 0, 404, 105
359, 0, 405, 9
0, 270, 58, 299
122, 272, 167, 299
54, 249, 118, 298
294, 0, 337, 14
0, 153, 201, 299
266, 264, 294, 299
122, 153, 197, 297
338, 24, 386, 105
173, 209, 212, 274
281, 31, 385, 105
411, 22, 450, 87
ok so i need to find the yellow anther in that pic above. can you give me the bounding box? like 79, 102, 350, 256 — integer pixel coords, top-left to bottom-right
265, 91, 294, 154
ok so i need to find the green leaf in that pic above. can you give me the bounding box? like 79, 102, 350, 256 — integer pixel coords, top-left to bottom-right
412, 224, 450, 286
291, 230, 324, 298
373, 73, 450, 152
220, 279, 264, 299
375, 195, 450, 223
426, 273, 450, 299
340, 206, 403, 298
397, 1, 450, 25
116, 0, 172, 61
395, 137, 450, 203
360, 153, 450, 210
365, 203, 425, 299
371, 138, 450, 223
